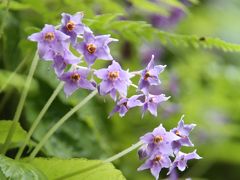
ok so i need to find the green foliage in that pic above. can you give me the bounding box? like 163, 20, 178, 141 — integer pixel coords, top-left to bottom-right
0, 70, 38, 93
129, 0, 169, 15
1, 0, 240, 179
0, 120, 28, 148
157, 31, 240, 52
24, 61, 111, 158
86, 14, 240, 52
0, 155, 47, 180
28, 157, 126, 180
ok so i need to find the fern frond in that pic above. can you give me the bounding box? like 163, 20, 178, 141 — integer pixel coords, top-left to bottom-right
157, 31, 240, 52
86, 14, 240, 52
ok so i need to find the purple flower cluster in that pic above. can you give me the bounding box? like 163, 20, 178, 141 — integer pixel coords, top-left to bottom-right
28, 12, 169, 117
137, 116, 201, 180
28, 12, 201, 180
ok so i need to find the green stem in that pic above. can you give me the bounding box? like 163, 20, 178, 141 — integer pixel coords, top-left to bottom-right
0, 88, 13, 113
15, 82, 64, 160
104, 141, 143, 163
0, 54, 28, 93
54, 141, 143, 180
1, 52, 39, 154
29, 89, 98, 159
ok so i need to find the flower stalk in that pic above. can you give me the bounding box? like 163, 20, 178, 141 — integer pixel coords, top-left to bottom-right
29, 89, 98, 159
1, 52, 39, 154
15, 81, 64, 160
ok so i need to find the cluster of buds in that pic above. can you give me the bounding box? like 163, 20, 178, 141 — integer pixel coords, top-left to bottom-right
28, 12, 169, 118
137, 116, 201, 179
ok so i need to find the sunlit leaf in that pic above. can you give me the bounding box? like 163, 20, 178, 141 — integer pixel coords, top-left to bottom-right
0, 155, 47, 180
28, 157, 126, 180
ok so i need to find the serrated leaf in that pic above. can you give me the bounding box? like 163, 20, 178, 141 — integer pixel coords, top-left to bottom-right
0, 155, 47, 180
86, 14, 240, 52
28, 158, 126, 180
0, 120, 27, 148
156, 31, 240, 52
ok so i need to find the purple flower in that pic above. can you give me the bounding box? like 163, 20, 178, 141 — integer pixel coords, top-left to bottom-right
109, 94, 143, 117
139, 124, 180, 157
76, 31, 117, 66
149, 7, 185, 29
94, 60, 133, 100
138, 152, 171, 180
168, 150, 201, 174
60, 12, 85, 44
138, 55, 166, 94
60, 67, 95, 97
52, 49, 81, 76
171, 116, 196, 153
142, 94, 170, 117
28, 24, 70, 59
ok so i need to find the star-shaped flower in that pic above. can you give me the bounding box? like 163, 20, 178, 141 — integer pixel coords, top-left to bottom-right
138, 152, 171, 180
76, 31, 117, 66
52, 49, 81, 76
168, 150, 201, 174
138, 55, 166, 94
171, 116, 196, 153
60, 67, 95, 97
139, 124, 180, 156
28, 24, 70, 59
60, 12, 85, 44
109, 94, 143, 117
142, 94, 170, 117
94, 60, 133, 100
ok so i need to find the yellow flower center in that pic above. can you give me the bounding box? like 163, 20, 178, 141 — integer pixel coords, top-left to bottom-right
154, 155, 161, 163
44, 32, 55, 41
86, 43, 97, 54
144, 71, 151, 80
175, 130, 186, 138
108, 71, 119, 80
154, 135, 163, 143
66, 21, 75, 31
71, 73, 81, 82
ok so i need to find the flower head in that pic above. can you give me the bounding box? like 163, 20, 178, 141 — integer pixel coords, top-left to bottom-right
109, 94, 143, 117
168, 150, 201, 174
137, 117, 200, 180
60, 12, 85, 44
142, 94, 170, 117
28, 24, 70, 59
52, 49, 81, 76
76, 31, 117, 66
60, 67, 95, 97
139, 124, 180, 156
171, 116, 196, 153
138, 55, 166, 94
94, 60, 133, 100
138, 152, 171, 180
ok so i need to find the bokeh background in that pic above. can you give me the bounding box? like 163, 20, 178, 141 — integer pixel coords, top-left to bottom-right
1, 0, 240, 179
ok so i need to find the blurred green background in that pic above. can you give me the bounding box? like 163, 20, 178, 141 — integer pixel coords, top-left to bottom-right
1, 0, 240, 179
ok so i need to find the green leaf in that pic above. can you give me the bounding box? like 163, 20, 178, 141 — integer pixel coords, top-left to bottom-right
0, 120, 28, 148
28, 158, 126, 180
157, 31, 240, 52
0, 70, 38, 93
85, 14, 240, 52
0, 1, 31, 10
129, 0, 169, 16
161, 0, 187, 12
0, 155, 47, 180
